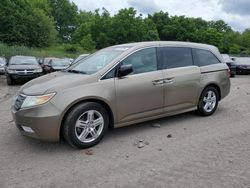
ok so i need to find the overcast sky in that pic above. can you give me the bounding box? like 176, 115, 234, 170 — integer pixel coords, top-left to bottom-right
71, 0, 250, 32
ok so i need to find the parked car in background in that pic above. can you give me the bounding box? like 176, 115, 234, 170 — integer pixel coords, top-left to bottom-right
232, 57, 250, 74
41, 57, 58, 74
6, 56, 43, 85
72, 54, 90, 65
36, 57, 43, 64
12, 41, 230, 149
221, 54, 236, 77
64, 58, 74, 63
36, 57, 45, 72
0, 57, 7, 75
46, 58, 72, 73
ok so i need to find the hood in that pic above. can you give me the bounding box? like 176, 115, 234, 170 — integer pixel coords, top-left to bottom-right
20, 71, 95, 95
8, 64, 41, 70
236, 62, 250, 66
237, 62, 250, 66
235, 58, 250, 66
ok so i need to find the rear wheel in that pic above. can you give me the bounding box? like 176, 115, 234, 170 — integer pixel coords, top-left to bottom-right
197, 86, 219, 116
63, 102, 109, 149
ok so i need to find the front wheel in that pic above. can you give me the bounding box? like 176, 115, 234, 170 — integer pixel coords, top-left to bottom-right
63, 102, 109, 149
6, 75, 14, 85
197, 86, 219, 116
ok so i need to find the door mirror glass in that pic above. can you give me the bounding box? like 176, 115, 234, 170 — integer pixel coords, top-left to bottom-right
118, 64, 133, 77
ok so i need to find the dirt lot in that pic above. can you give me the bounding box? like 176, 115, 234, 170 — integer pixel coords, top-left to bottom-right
0, 75, 250, 188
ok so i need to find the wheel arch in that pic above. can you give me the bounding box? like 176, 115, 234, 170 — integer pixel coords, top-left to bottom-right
59, 98, 115, 140
202, 83, 221, 100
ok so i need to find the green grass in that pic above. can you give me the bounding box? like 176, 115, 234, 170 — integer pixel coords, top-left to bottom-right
0, 42, 89, 60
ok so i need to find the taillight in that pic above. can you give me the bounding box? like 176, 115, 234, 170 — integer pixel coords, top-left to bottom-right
225, 69, 231, 78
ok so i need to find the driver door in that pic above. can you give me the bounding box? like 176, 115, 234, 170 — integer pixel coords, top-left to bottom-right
115, 47, 164, 124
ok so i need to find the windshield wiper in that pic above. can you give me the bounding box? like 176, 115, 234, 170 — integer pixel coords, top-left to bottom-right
66, 69, 87, 74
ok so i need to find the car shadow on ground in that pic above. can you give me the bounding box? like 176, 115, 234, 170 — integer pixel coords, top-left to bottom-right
9, 111, 203, 153
106, 112, 195, 138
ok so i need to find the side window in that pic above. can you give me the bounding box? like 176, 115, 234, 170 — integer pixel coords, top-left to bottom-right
122, 48, 157, 75
101, 68, 117, 80
157, 47, 193, 69
193, 49, 220, 66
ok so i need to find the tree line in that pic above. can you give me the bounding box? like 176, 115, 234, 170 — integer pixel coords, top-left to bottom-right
1, 0, 250, 55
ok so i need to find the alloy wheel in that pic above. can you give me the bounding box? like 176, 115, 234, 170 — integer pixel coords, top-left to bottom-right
202, 90, 217, 113
75, 110, 104, 143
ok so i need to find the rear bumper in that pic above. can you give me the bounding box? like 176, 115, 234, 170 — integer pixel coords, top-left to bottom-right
11, 102, 62, 142
220, 77, 231, 100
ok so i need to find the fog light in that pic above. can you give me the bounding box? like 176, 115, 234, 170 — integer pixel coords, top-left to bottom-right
22, 126, 34, 133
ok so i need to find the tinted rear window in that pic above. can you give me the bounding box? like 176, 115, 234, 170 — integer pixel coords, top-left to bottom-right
192, 49, 220, 66
157, 47, 193, 69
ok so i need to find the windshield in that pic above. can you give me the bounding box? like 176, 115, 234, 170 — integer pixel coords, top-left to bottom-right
235, 57, 250, 65
73, 54, 89, 64
10, 56, 38, 65
52, 59, 71, 66
68, 47, 130, 74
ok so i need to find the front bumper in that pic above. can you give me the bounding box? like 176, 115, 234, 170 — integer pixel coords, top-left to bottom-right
236, 67, 250, 74
9, 73, 43, 80
11, 102, 62, 142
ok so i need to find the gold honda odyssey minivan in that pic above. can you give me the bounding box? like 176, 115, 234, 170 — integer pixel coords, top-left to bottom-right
12, 41, 230, 148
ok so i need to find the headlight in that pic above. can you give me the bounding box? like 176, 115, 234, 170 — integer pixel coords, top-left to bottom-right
34, 68, 43, 73
7, 69, 16, 74
21, 93, 56, 108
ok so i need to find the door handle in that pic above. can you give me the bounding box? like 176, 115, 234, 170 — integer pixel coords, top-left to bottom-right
163, 77, 174, 84
152, 77, 174, 85
163, 80, 173, 84
152, 80, 164, 85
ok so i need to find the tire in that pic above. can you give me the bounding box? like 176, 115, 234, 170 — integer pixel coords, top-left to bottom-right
197, 86, 219, 116
6, 75, 14, 85
63, 102, 109, 149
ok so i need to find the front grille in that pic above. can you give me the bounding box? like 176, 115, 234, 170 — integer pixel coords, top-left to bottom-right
16, 69, 35, 75
14, 94, 26, 110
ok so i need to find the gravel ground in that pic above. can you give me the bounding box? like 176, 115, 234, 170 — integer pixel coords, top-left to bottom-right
0, 75, 250, 188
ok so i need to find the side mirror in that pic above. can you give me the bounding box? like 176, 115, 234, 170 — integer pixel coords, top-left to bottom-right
118, 64, 133, 77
